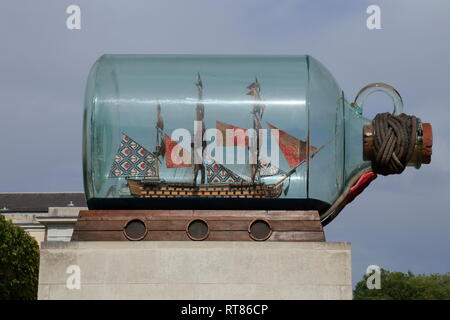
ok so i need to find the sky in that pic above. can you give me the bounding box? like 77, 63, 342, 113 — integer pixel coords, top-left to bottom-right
0, 0, 449, 286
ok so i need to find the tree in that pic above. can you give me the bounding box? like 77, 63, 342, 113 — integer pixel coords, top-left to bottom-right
0, 214, 40, 300
354, 268, 450, 300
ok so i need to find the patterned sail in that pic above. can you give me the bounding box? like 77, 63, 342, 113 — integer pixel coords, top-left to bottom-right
258, 158, 284, 177
211, 121, 252, 182
206, 161, 244, 183
109, 134, 158, 177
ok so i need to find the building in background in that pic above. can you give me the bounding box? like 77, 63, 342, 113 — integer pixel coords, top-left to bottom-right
0, 193, 86, 245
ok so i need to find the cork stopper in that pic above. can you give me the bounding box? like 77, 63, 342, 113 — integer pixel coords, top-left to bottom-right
421, 123, 432, 164
363, 122, 433, 165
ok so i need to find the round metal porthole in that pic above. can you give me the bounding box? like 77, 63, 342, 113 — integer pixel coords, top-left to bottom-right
248, 219, 272, 241
186, 219, 209, 241
123, 219, 147, 241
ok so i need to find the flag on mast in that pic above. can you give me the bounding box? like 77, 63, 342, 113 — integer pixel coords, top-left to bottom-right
267, 122, 316, 168
215, 120, 249, 147
164, 134, 191, 168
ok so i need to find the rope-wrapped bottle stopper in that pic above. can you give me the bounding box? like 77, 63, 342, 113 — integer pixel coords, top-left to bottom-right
363, 113, 432, 175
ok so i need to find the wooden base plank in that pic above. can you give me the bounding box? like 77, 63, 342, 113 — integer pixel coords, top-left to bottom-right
71, 209, 325, 242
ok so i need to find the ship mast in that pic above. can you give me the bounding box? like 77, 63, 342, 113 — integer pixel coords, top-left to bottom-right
247, 77, 266, 183
193, 73, 206, 185
155, 100, 165, 160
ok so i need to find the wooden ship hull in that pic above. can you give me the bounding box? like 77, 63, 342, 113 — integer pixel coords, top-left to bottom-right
127, 178, 283, 199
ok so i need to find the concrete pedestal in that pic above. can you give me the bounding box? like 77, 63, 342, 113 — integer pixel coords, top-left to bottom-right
38, 241, 352, 300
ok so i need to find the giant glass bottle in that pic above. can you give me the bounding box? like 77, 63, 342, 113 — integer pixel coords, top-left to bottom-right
83, 55, 432, 222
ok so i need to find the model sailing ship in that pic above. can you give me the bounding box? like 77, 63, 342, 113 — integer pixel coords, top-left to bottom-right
109, 74, 319, 199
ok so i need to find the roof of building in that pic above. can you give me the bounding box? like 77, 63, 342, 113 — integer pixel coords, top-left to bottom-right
0, 192, 86, 213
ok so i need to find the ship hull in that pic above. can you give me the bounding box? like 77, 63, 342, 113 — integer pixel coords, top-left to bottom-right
127, 179, 283, 199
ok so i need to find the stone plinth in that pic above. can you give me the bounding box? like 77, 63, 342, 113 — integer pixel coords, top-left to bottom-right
38, 241, 352, 300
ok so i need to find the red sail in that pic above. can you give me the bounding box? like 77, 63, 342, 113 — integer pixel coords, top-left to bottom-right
267, 123, 316, 168
164, 134, 191, 168
216, 121, 249, 147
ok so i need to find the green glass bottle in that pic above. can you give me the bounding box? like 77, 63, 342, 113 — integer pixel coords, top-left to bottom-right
83, 55, 432, 222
